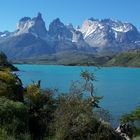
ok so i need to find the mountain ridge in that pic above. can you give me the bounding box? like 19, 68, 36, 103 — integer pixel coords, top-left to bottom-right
0, 13, 140, 60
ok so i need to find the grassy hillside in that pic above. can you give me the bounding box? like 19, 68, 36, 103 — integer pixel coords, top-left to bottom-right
13, 49, 140, 67
106, 49, 140, 67
14, 51, 112, 66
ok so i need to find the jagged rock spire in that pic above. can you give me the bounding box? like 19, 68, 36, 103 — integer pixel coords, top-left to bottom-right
16, 12, 47, 38
37, 12, 42, 20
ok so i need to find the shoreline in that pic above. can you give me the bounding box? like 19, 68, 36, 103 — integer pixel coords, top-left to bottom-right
13, 62, 140, 69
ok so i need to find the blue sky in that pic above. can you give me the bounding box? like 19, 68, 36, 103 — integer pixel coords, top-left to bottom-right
0, 0, 140, 31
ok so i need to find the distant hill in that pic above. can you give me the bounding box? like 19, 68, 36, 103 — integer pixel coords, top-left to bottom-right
106, 49, 140, 67
13, 51, 112, 66
14, 49, 140, 68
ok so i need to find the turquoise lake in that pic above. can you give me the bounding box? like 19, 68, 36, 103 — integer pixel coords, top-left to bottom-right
14, 64, 140, 122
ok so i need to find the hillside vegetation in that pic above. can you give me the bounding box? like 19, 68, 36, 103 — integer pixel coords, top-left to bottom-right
14, 49, 140, 67
106, 49, 140, 67
14, 51, 112, 66
0, 51, 18, 71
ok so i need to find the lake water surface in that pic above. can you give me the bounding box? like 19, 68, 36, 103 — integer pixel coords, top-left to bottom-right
15, 64, 140, 122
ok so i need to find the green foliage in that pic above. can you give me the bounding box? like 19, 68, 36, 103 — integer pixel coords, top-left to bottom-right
0, 127, 31, 140
52, 93, 121, 140
81, 70, 96, 81
51, 71, 119, 140
0, 51, 7, 65
25, 82, 57, 140
121, 105, 140, 136
0, 97, 28, 138
0, 71, 23, 101
26, 81, 41, 98
52, 94, 97, 140
17, 51, 112, 66
80, 70, 102, 108
95, 108, 113, 123
107, 49, 140, 67
0, 128, 16, 140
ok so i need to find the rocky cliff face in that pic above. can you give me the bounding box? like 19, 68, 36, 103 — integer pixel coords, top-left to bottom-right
49, 18, 72, 41
15, 13, 48, 38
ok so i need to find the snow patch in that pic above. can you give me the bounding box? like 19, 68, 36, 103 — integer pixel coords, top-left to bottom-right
98, 24, 104, 29
84, 27, 96, 38
134, 41, 140, 43
112, 25, 131, 32
0, 34, 6, 37
114, 32, 118, 39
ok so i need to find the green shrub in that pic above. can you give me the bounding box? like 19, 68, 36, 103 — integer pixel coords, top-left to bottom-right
121, 105, 140, 136
52, 94, 121, 140
0, 71, 23, 101
25, 82, 57, 140
0, 97, 28, 138
51, 71, 121, 140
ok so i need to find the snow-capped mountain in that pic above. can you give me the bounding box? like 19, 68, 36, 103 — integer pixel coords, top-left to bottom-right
0, 13, 140, 59
79, 18, 140, 49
